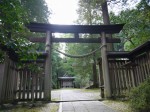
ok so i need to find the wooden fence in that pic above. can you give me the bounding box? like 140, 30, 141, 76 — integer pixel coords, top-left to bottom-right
98, 41, 150, 97
0, 56, 18, 104
0, 56, 45, 104
16, 69, 44, 101
108, 59, 135, 97
132, 52, 150, 86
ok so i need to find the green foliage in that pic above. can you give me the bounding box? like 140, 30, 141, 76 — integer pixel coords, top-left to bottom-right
51, 44, 65, 88
18, 62, 43, 73
110, 0, 150, 51
0, 0, 50, 73
74, 74, 90, 88
21, 0, 50, 23
0, 0, 34, 61
1, 0, 52, 82
64, 0, 103, 87
77, 0, 102, 24
0, 0, 28, 32
129, 78, 150, 111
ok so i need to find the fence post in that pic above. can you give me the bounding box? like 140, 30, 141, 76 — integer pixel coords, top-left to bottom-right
101, 32, 111, 98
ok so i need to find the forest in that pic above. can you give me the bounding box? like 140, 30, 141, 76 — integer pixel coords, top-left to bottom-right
0, 0, 150, 88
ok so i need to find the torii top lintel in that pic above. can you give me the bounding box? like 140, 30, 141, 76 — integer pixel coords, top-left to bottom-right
27, 22, 124, 34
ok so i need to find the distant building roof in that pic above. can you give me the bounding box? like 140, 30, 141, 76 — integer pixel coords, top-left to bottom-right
58, 77, 75, 80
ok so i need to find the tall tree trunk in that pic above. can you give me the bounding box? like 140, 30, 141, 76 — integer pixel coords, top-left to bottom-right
101, 1, 113, 51
89, 6, 98, 88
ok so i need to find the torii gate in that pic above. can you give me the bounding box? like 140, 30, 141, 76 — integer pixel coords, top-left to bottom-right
27, 22, 124, 100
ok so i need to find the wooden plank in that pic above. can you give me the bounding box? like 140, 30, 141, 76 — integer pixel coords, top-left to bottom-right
145, 52, 150, 77
132, 65, 138, 87
13, 63, 18, 100
108, 61, 114, 96
37, 75, 40, 99
22, 70, 26, 100
39, 74, 43, 99
125, 67, 130, 92
6, 59, 12, 101
35, 73, 38, 99
121, 61, 127, 91
114, 61, 119, 96
128, 66, 133, 88
29, 37, 121, 43
26, 70, 30, 100
0, 55, 10, 103
123, 65, 129, 92
112, 62, 117, 96
147, 51, 150, 77
117, 61, 121, 95
130, 65, 136, 87
135, 60, 140, 85
0, 64, 5, 103
18, 71, 23, 100
10, 61, 15, 100
141, 57, 146, 80
122, 61, 127, 93
29, 71, 32, 99
138, 58, 143, 82
117, 61, 123, 95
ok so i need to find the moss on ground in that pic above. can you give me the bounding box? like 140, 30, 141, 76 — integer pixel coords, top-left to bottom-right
103, 100, 133, 112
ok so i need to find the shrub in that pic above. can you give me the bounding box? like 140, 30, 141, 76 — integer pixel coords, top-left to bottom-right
129, 78, 150, 111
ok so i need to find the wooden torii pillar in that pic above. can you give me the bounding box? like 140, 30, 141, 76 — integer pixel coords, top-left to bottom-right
101, 32, 111, 98
44, 31, 52, 100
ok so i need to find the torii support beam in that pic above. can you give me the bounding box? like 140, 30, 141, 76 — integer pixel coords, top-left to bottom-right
28, 37, 121, 43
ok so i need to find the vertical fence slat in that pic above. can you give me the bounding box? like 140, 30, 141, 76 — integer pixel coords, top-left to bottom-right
35, 74, 38, 99
27, 70, 30, 100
